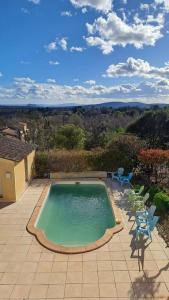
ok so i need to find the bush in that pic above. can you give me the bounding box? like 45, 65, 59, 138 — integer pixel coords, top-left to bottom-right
148, 185, 162, 202
154, 192, 169, 213
102, 134, 146, 172
35, 149, 104, 176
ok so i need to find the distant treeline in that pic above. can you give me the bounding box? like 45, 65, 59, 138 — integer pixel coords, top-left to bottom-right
0, 106, 169, 150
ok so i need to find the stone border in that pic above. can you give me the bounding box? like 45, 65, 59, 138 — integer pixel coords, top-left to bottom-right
27, 179, 123, 254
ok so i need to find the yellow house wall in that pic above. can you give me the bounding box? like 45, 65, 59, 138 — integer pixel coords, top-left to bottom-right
0, 150, 35, 202
14, 150, 35, 201
14, 159, 26, 201
27, 150, 35, 182
0, 158, 16, 201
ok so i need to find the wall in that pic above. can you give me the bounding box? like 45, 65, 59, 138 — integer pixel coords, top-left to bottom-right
0, 158, 16, 201
27, 150, 35, 182
14, 150, 35, 200
50, 171, 107, 179
14, 159, 26, 201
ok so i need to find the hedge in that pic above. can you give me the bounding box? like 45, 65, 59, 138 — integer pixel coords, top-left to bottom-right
154, 192, 169, 213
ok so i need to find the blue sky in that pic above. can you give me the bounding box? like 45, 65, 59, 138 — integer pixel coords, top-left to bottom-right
0, 0, 169, 105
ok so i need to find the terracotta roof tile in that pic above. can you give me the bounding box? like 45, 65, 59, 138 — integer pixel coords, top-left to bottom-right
0, 136, 35, 162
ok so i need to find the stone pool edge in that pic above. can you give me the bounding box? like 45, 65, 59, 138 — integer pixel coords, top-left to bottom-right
26, 179, 123, 254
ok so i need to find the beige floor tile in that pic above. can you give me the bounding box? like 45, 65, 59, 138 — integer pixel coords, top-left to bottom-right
110, 251, 124, 260
83, 253, 97, 261
99, 283, 117, 297
126, 260, 158, 271
166, 282, 169, 291
108, 242, 122, 251
68, 254, 82, 261
28, 245, 43, 253
149, 242, 163, 251
0, 272, 18, 284
98, 271, 114, 283
37, 262, 53, 273
111, 260, 127, 270
21, 262, 38, 272
83, 271, 98, 283
34, 272, 50, 284
124, 250, 153, 261
65, 284, 82, 298
66, 272, 83, 283
26, 252, 41, 262
54, 253, 68, 261
29, 284, 48, 298
67, 262, 82, 272
47, 284, 65, 298
151, 250, 168, 260
11, 284, 30, 299
83, 261, 97, 272
97, 261, 112, 271
0, 284, 14, 298
161, 271, 169, 283
5, 262, 23, 273
114, 270, 131, 283
116, 283, 133, 298
40, 253, 55, 262
0, 262, 8, 272
156, 260, 169, 270
49, 272, 66, 284
82, 284, 99, 297
96, 252, 111, 261
16, 272, 35, 284
143, 260, 159, 271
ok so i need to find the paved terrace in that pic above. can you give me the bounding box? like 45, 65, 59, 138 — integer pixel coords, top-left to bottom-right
0, 179, 169, 299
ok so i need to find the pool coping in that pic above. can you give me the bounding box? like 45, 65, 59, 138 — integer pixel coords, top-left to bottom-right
27, 179, 123, 254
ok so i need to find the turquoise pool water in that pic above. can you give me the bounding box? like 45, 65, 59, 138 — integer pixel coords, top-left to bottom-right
36, 183, 115, 247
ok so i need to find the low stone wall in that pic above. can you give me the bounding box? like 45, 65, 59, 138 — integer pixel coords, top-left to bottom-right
50, 171, 107, 179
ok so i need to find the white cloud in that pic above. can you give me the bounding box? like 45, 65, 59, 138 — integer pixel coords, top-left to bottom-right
28, 0, 40, 4
47, 79, 57, 83
1, 76, 169, 105
45, 41, 57, 52
59, 38, 68, 51
0, 72, 3, 77
82, 7, 87, 13
85, 80, 96, 85
105, 57, 169, 83
45, 38, 68, 52
49, 60, 60, 65
85, 12, 164, 54
61, 11, 72, 17
20, 60, 30, 65
140, 3, 150, 10
70, 0, 112, 13
155, 0, 169, 11
70, 46, 85, 52
21, 8, 30, 14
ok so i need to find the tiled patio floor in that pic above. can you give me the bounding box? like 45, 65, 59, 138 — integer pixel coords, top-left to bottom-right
0, 179, 169, 299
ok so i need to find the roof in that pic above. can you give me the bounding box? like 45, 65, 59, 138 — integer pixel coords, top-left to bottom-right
2, 128, 19, 137
0, 136, 35, 162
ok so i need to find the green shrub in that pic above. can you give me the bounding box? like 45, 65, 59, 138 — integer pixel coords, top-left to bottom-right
154, 192, 169, 213
148, 185, 162, 202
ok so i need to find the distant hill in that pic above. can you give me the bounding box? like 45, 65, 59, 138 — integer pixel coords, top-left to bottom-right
84, 101, 168, 109
0, 101, 168, 109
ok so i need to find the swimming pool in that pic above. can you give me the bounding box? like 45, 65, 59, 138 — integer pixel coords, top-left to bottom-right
35, 182, 116, 247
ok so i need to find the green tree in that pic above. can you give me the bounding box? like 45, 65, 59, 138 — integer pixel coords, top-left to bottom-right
127, 109, 169, 148
100, 134, 146, 171
56, 124, 86, 150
